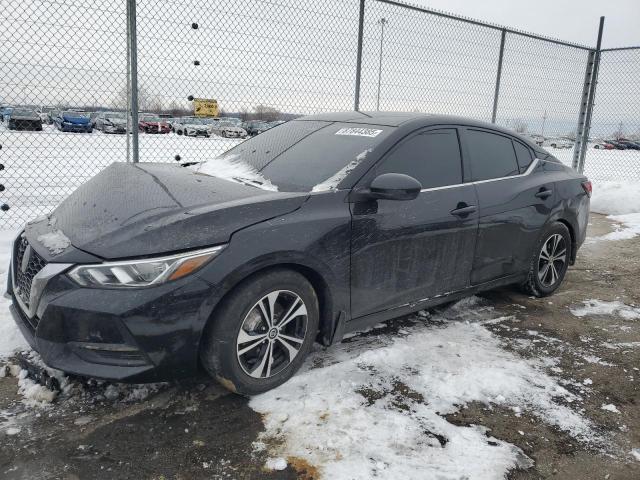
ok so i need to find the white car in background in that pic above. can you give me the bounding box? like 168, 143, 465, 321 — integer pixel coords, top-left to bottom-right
210, 120, 248, 138
172, 117, 211, 137
544, 138, 574, 149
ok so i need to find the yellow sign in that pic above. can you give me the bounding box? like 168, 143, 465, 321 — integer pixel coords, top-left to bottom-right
193, 98, 219, 117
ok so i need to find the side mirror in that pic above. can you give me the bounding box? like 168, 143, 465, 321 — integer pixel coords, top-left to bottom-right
352, 173, 422, 202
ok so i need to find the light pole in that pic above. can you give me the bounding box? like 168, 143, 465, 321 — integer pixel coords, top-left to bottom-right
376, 17, 388, 112
541, 110, 547, 138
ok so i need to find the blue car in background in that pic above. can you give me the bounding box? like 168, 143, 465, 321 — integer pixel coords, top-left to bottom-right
54, 110, 93, 133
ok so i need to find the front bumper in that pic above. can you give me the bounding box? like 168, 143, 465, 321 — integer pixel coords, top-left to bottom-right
185, 128, 210, 137
60, 123, 91, 132
8, 238, 216, 383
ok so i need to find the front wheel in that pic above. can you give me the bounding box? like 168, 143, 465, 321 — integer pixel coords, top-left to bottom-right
521, 222, 572, 297
200, 269, 319, 396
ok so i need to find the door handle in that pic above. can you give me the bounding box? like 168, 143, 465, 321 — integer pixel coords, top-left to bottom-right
535, 188, 553, 199
450, 204, 477, 217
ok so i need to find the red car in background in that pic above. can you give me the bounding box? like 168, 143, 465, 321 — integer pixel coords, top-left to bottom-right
139, 114, 171, 134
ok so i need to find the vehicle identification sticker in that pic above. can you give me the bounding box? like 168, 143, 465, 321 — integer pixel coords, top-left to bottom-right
335, 127, 383, 138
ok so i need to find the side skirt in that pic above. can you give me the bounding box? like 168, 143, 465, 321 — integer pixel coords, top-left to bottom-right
340, 272, 527, 339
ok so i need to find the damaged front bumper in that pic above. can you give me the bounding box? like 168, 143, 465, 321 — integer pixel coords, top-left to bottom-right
7, 232, 215, 383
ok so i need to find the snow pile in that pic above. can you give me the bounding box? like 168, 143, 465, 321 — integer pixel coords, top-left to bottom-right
600, 213, 640, 241
0, 231, 29, 359
37, 229, 71, 255
195, 154, 278, 191
312, 149, 371, 192
250, 302, 598, 479
17, 369, 57, 404
570, 299, 640, 320
265, 457, 288, 471
588, 180, 640, 241
590, 181, 640, 216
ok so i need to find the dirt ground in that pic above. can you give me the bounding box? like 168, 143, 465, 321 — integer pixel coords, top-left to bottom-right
0, 212, 638, 480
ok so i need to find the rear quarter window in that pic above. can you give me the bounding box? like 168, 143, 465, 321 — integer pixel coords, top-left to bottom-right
513, 140, 534, 172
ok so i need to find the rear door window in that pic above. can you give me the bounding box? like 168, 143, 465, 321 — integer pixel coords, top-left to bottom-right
376, 128, 462, 189
465, 129, 520, 181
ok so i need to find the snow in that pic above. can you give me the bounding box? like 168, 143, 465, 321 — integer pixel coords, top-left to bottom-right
250, 300, 599, 480
17, 369, 57, 404
601, 404, 620, 414
312, 148, 371, 192
631, 449, 640, 462
570, 300, 640, 320
195, 153, 278, 192
590, 181, 640, 216
265, 457, 288, 471
36, 229, 71, 255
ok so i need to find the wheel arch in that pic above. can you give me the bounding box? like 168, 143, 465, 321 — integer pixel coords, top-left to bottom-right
196, 259, 340, 358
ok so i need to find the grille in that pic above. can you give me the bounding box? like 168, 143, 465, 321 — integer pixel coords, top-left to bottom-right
14, 235, 48, 308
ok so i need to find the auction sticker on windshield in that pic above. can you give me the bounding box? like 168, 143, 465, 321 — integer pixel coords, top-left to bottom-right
335, 127, 383, 137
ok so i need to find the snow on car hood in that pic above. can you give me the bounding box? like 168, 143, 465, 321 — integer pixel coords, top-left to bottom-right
25, 163, 307, 259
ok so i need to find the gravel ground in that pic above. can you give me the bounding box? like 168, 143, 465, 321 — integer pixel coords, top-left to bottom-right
0, 212, 638, 479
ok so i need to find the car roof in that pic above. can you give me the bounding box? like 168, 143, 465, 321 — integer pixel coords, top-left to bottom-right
296, 111, 542, 151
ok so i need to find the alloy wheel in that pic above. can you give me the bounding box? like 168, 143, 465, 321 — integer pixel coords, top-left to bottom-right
538, 233, 567, 287
236, 290, 308, 379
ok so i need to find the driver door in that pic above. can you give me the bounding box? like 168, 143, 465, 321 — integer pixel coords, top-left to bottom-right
349, 128, 478, 319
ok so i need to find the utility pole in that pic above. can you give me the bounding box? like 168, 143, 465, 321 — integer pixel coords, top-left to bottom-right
541, 110, 547, 138
376, 17, 388, 112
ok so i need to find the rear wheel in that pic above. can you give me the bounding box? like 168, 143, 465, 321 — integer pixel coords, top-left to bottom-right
521, 222, 571, 297
200, 269, 319, 396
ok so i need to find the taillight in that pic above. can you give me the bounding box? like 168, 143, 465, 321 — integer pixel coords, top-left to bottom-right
581, 180, 592, 197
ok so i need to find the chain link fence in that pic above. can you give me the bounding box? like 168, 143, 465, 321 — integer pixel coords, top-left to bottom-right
583, 47, 640, 180
1, 0, 638, 229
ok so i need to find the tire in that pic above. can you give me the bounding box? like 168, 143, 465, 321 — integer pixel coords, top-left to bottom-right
177, 129, 183, 135
594, 145, 600, 149
521, 222, 572, 297
200, 269, 319, 396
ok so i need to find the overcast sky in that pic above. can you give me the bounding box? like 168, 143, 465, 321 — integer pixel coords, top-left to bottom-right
413, 0, 639, 49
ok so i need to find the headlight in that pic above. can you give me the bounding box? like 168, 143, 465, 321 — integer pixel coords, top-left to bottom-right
68, 245, 225, 288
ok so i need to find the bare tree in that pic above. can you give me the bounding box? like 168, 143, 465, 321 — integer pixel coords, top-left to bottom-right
611, 122, 626, 140
112, 85, 150, 111
253, 104, 281, 122
510, 118, 528, 134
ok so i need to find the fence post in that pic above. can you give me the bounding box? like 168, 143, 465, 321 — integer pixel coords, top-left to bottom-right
127, 0, 140, 163
354, 0, 365, 111
575, 16, 604, 173
572, 50, 595, 170
491, 29, 506, 124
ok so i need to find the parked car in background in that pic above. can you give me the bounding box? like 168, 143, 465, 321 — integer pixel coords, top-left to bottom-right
9, 112, 591, 395
605, 140, 627, 150
544, 138, 574, 149
1, 106, 13, 122
173, 117, 211, 137
6, 108, 43, 131
593, 142, 614, 149
139, 114, 171, 134
210, 120, 248, 138
243, 120, 270, 136
95, 112, 128, 134
617, 140, 640, 150
54, 111, 92, 133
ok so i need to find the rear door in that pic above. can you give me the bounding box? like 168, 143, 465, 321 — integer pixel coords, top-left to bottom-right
461, 128, 556, 285
350, 127, 479, 319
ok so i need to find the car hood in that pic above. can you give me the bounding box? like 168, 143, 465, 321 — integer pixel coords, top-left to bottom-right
185, 123, 209, 129
106, 118, 127, 126
62, 114, 90, 124
25, 163, 308, 260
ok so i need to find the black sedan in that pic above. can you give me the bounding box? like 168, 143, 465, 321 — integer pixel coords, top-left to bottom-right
6, 108, 43, 131
8, 112, 590, 395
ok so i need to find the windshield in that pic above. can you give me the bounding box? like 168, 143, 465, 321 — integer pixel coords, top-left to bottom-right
106, 113, 125, 120
12, 109, 34, 116
66, 111, 87, 117
197, 121, 394, 192
141, 115, 161, 122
